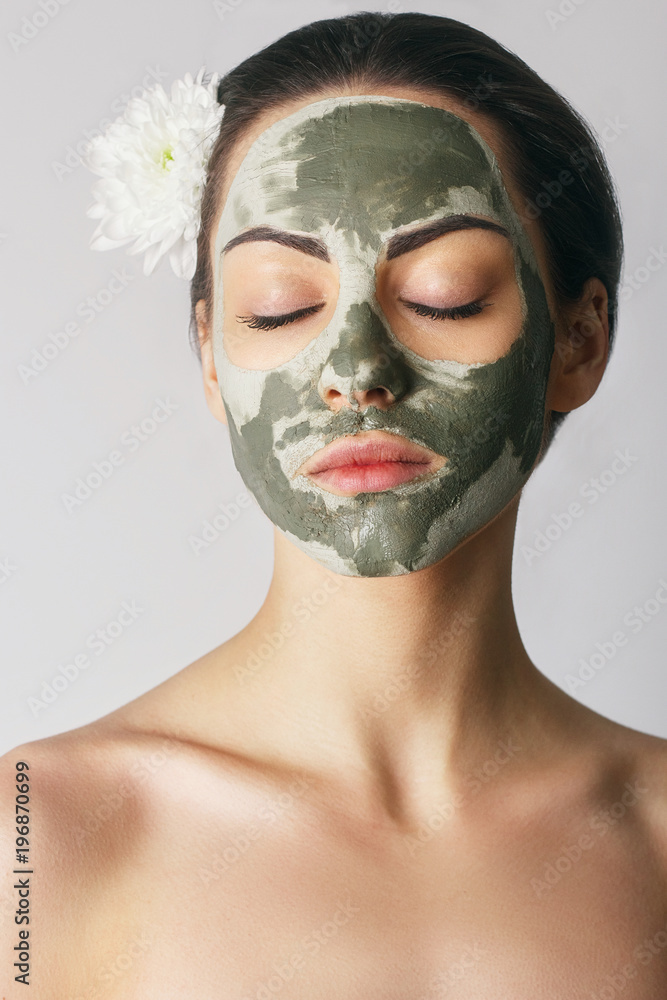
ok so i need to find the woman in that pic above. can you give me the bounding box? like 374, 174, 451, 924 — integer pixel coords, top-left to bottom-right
2, 12, 666, 999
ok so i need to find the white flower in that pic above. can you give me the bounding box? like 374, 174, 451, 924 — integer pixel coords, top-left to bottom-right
83, 66, 224, 280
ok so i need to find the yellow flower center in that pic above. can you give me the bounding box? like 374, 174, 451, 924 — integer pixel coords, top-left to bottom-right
160, 147, 174, 169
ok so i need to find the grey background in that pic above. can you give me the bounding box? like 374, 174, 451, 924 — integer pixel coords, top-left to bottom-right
1, 0, 665, 753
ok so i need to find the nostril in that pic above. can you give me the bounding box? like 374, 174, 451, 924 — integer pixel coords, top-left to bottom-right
322, 387, 348, 413
351, 387, 396, 411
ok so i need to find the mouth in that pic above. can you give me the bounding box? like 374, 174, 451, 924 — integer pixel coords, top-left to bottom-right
294, 430, 447, 495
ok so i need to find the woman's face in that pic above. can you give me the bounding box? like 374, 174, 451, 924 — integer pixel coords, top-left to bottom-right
205, 91, 557, 577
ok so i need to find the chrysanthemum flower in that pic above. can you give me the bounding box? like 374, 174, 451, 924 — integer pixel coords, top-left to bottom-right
83, 67, 224, 279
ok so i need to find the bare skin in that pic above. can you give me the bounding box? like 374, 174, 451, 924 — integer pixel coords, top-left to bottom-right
2, 84, 666, 1000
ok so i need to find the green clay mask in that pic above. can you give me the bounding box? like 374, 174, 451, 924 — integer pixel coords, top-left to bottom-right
211, 96, 555, 577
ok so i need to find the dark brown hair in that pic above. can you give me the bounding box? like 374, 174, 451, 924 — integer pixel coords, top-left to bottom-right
189, 11, 623, 444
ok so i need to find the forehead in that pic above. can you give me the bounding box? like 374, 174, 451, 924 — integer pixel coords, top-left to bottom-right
217, 96, 531, 257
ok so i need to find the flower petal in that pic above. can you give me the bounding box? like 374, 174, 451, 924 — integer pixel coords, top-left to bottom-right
81, 67, 223, 280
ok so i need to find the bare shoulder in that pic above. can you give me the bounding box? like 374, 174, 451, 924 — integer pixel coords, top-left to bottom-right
603, 716, 667, 793
0, 719, 186, 868
0, 704, 299, 899
0, 720, 188, 995
0, 721, 173, 878
0, 719, 174, 824
634, 727, 667, 832
595, 714, 667, 866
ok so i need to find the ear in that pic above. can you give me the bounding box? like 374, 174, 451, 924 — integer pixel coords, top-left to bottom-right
545, 277, 610, 415
196, 299, 227, 426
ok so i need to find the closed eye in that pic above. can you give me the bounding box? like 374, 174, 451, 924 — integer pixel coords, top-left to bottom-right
237, 303, 325, 331
401, 299, 491, 321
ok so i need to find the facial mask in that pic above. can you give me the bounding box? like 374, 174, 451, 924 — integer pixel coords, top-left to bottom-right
211, 97, 555, 577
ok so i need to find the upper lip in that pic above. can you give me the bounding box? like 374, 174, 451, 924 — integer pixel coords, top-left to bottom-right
295, 429, 445, 477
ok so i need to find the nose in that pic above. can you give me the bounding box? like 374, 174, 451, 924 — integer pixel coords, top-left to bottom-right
318, 302, 410, 413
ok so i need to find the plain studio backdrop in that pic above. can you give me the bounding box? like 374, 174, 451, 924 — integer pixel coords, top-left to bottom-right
0, 0, 665, 753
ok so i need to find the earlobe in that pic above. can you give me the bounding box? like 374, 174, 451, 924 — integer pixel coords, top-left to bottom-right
196, 299, 228, 426
545, 278, 610, 415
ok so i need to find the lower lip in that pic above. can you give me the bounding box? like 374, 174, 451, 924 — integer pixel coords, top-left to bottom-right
309, 461, 434, 493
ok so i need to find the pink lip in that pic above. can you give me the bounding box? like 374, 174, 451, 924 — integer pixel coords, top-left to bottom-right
296, 430, 446, 495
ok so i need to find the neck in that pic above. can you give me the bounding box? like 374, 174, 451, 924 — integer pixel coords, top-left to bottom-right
196, 494, 577, 827
179, 498, 590, 827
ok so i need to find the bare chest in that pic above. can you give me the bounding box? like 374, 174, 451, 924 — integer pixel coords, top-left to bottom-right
59, 810, 667, 1000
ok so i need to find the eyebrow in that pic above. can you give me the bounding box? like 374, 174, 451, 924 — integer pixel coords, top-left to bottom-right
385, 214, 511, 260
222, 225, 330, 261
221, 214, 510, 263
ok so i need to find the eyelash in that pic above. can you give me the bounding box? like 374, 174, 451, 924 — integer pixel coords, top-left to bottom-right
402, 299, 489, 321
236, 298, 488, 332
237, 304, 323, 331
